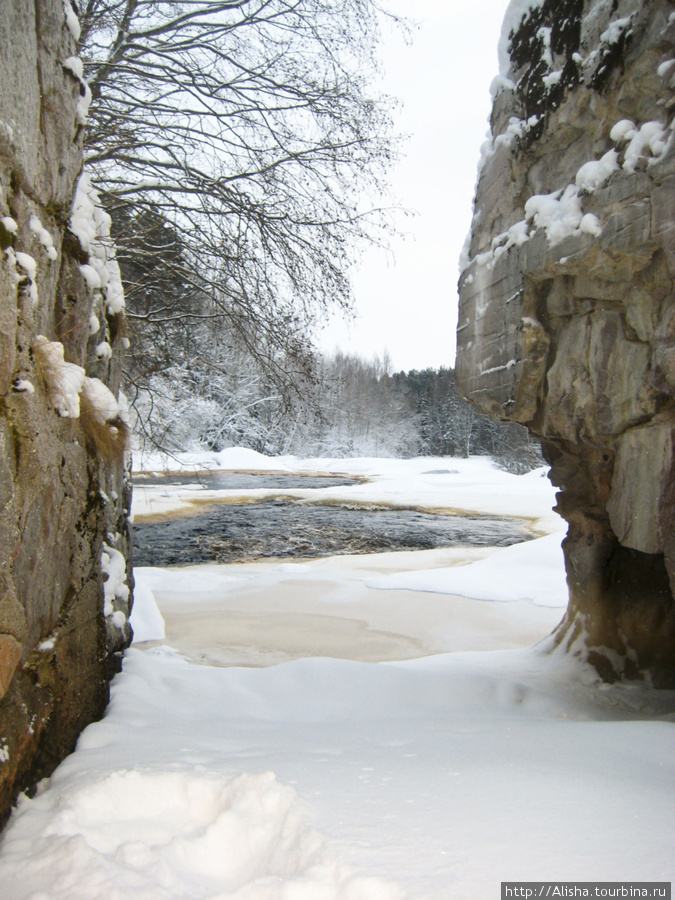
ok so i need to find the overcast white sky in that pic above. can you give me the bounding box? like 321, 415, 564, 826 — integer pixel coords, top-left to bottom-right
316, 0, 511, 372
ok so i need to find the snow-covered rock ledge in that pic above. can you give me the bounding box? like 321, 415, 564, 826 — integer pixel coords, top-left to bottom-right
456, 0, 675, 686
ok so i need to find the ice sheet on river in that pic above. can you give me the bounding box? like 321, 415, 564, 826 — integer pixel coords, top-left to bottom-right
368, 531, 568, 607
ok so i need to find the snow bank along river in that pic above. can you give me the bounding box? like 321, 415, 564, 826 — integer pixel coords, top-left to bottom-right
0, 450, 673, 900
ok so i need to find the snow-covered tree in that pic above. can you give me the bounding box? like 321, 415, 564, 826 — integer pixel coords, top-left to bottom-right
77, 0, 401, 375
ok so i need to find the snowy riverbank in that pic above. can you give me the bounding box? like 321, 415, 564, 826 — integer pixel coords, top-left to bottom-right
131, 448, 563, 534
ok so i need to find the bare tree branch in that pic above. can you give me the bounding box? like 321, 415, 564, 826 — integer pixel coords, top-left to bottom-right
77, 0, 406, 448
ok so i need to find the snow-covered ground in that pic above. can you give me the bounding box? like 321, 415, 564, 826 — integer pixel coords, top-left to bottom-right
1, 453, 673, 899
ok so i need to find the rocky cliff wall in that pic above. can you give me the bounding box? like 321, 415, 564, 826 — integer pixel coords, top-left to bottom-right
0, 0, 132, 821
457, 0, 674, 686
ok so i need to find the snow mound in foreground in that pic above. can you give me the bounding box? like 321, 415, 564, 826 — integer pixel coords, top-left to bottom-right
1, 647, 673, 897
0, 768, 404, 900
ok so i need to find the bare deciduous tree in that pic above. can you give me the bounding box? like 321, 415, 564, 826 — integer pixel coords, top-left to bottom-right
76, 0, 401, 381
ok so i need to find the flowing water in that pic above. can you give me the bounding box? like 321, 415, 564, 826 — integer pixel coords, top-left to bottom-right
133, 471, 532, 566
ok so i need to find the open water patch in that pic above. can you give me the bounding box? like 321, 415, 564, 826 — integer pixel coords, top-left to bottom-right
132, 498, 532, 566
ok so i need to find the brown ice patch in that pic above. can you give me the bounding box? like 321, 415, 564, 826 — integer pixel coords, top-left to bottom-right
144, 608, 428, 667
137, 551, 563, 667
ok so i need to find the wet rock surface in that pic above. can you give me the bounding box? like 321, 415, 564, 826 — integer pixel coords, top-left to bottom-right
133, 498, 531, 567
0, 0, 131, 823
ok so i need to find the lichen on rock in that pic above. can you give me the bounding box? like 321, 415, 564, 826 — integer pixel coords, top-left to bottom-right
457, 0, 675, 686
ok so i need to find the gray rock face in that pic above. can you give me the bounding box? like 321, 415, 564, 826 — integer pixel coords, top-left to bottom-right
0, 0, 132, 821
457, 0, 675, 686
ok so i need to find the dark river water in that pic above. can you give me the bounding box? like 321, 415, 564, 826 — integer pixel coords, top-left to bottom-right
132, 472, 531, 566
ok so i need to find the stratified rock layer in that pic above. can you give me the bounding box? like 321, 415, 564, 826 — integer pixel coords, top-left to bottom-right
0, 0, 132, 821
457, 0, 675, 685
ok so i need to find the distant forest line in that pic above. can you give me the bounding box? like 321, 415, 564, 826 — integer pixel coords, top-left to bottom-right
129, 346, 543, 474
